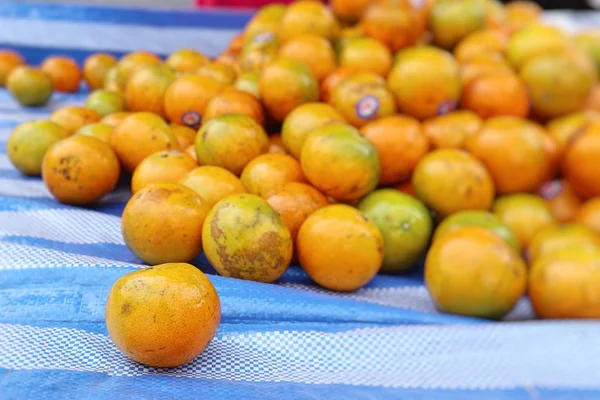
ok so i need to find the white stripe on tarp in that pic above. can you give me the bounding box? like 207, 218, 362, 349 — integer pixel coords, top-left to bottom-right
0, 154, 11, 170
0, 18, 238, 57
1, 322, 600, 390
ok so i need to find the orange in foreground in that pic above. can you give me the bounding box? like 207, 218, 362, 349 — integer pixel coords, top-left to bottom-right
563, 123, 600, 200
106, 263, 221, 368
170, 123, 196, 151
41, 56, 81, 93
527, 224, 600, 265
576, 198, 600, 236
425, 227, 527, 320
179, 166, 246, 208
360, 115, 429, 185
42, 135, 120, 205
461, 73, 530, 119
164, 74, 224, 129
122, 183, 210, 265
83, 53, 117, 90
131, 150, 197, 194
423, 110, 483, 150
297, 204, 384, 292
240, 153, 306, 198
49, 106, 101, 136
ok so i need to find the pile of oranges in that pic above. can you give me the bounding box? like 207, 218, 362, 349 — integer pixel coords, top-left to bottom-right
4, 0, 600, 367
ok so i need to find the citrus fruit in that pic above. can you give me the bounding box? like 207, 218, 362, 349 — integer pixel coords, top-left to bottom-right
493, 194, 556, 249
538, 180, 582, 224
0, 49, 25, 87
300, 122, 380, 202
131, 150, 197, 194
506, 24, 570, 70
239, 31, 280, 73
527, 224, 600, 265
116, 51, 162, 91
574, 30, 600, 74
203, 88, 264, 125
358, 189, 433, 274
196, 62, 237, 86
563, 124, 600, 200
454, 29, 509, 63
461, 73, 530, 119
49, 106, 101, 136
281, 102, 345, 159
412, 149, 495, 218
546, 110, 599, 157
101, 111, 131, 128
505, 1, 542, 33
110, 112, 179, 173
243, 3, 286, 40
529, 248, 600, 319
259, 58, 319, 122
179, 166, 246, 209
83, 53, 117, 90
170, 123, 196, 151
434, 210, 521, 253
586, 83, 600, 112
576, 198, 600, 236
234, 71, 261, 98
329, 72, 397, 128
41, 56, 81, 93
465, 117, 548, 194
485, 0, 508, 31
103, 66, 121, 93
122, 182, 210, 264
195, 114, 269, 176
361, 1, 424, 52
75, 123, 113, 143
425, 227, 527, 319
203, 193, 293, 283
185, 145, 197, 163
268, 134, 287, 154
423, 110, 483, 149
279, 34, 336, 82
330, 0, 370, 24
7, 120, 68, 176
85, 89, 126, 117
360, 115, 429, 185
265, 182, 329, 242
278, 0, 339, 42
240, 153, 306, 198
105, 262, 220, 368
430, 0, 487, 50
388, 46, 461, 120
459, 53, 514, 87
125, 64, 176, 118
320, 66, 357, 103
297, 204, 384, 292
7, 66, 53, 107
164, 74, 224, 129
42, 135, 120, 205
338, 38, 392, 78
166, 48, 209, 74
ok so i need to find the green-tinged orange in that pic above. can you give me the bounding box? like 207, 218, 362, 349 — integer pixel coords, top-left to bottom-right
75, 122, 113, 143
85, 89, 126, 117
7, 66, 53, 107
179, 166, 247, 209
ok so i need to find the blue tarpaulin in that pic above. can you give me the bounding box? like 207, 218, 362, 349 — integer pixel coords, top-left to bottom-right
1, 2, 600, 399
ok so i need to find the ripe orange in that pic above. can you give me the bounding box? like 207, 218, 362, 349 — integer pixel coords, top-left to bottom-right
360, 115, 429, 185
196, 62, 237, 86
361, 1, 424, 52
125, 64, 176, 118
297, 204, 384, 292
0, 49, 26, 87
41, 56, 81, 93
204, 88, 264, 125
338, 38, 392, 78
116, 51, 162, 91
164, 74, 224, 129
320, 66, 357, 103
243, 3, 286, 41
454, 29, 509, 63
586, 83, 600, 112
268, 134, 287, 154
563, 123, 600, 199
259, 58, 319, 122
85, 89, 126, 117
538, 180, 582, 224
240, 153, 306, 198
576, 198, 600, 236
388, 46, 461, 120
234, 71, 261, 99
486, 0, 509, 31
169, 123, 196, 151
425, 226, 527, 319
412, 149, 495, 217
330, 0, 371, 24
75, 123, 113, 143
179, 166, 246, 208
507, 24, 569, 70
83, 53, 117, 90
527, 224, 600, 265
459, 53, 514, 87
461, 73, 530, 119
131, 150, 197, 194
166, 48, 208, 74
195, 114, 269, 176
101, 111, 131, 128
110, 112, 179, 173
430, 0, 487, 50
423, 110, 483, 150
546, 110, 600, 158
49, 106, 102, 136
279, 34, 336, 81
239, 31, 280, 73
278, 0, 339, 42
7, 66, 53, 107
103, 66, 121, 93
465, 117, 548, 194
505, 1, 543, 33
301, 122, 380, 202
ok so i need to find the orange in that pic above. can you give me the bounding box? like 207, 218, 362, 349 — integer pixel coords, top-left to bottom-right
185, 145, 197, 163
301, 122, 380, 202
203, 194, 293, 283
0, 49, 25, 87
297, 204, 384, 292
116, 51, 162, 91
485, 0, 508, 31
575, 31, 600, 75
360, 115, 429, 185
361, 1, 424, 52
125, 64, 176, 118
7, 66, 53, 107
320, 66, 357, 103
265, 182, 329, 242
103, 66, 121, 93
278, 0, 339, 42
329, 72, 397, 128
166, 48, 208, 74
240, 153, 306, 198
546, 110, 600, 158
259, 58, 319, 122
506, 24, 569, 70
41, 56, 81, 93
563, 123, 600, 200
338, 38, 392, 78
358, 189, 433, 274
101, 111, 131, 128
505, 1, 543, 33
164, 74, 224, 129
110, 112, 179, 173
105, 263, 220, 368
243, 4, 286, 41
454, 29, 508, 63
83, 53, 117, 90
459, 53, 514, 87
388, 46, 461, 120
122, 182, 210, 264
538, 180, 582, 224
586, 83, 600, 112
226, 33, 245, 56
42, 135, 120, 205
131, 150, 197, 194
196, 62, 237, 86
203, 88, 264, 125
430, 0, 487, 50
50, 106, 101, 136
169, 123, 196, 151
239, 31, 280, 73
268, 134, 287, 154
576, 198, 600, 236
179, 166, 246, 208
195, 114, 269, 176
461, 73, 530, 119
527, 224, 600, 265
540, 128, 561, 182
529, 248, 600, 319
330, 0, 371, 24
493, 194, 556, 249
7, 120, 68, 176
412, 149, 495, 218
85, 89, 126, 117
465, 117, 548, 194
423, 110, 483, 150
234, 71, 261, 98
75, 123, 113, 143
425, 227, 527, 319
279, 34, 336, 82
